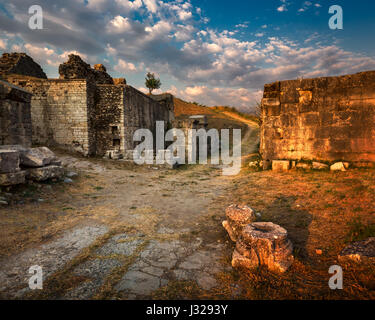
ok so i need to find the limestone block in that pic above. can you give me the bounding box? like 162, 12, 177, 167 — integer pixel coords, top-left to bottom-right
222, 205, 256, 242
272, 160, 290, 172
232, 222, 294, 273
26, 165, 64, 182
0, 171, 26, 186
0, 150, 20, 174
312, 162, 329, 170
296, 162, 311, 170
21, 147, 58, 167
330, 162, 347, 172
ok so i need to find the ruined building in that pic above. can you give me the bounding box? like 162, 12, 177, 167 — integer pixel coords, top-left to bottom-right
0, 53, 174, 157
260, 71, 375, 165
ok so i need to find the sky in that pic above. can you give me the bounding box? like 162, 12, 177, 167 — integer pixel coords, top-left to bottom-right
0, 0, 375, 112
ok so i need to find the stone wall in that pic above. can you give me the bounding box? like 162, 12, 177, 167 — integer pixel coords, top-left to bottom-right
7, 76, 94, 155
0, 80, 33, 147
123, 85, 171, 151
94, 85, 125, 156
260, 71, 375, 164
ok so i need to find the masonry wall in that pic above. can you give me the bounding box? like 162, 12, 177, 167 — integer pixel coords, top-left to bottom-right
0, 81, 32, 147
94, 85, 125, 156
7, 76, 93, 155
123, 85, 171, 151
260, 70, 375, 163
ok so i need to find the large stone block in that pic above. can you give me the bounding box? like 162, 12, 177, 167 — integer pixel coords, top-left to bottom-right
272, 160, 290, 172
222, 205, 257, 242
26, 165, 64, 182
0, 171, 26, 186
21, 147, 57, 168
232, 222, 294, 273
0, 150, 20, 174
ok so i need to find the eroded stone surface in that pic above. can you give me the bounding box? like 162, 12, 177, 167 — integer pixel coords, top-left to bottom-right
222, 204, 256, 242
272, 160, 290, 172
233, 222, 294, 273
0, 171, 25, 186
0, 225, 108, 298
95, 234, 143, 257
26, 165, 64, 181
64, 259, 123, 300
0, 150, 20, 173
20, 147, 57, 168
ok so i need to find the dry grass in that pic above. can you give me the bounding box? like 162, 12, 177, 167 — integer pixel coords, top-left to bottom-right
215, 167, 375, 300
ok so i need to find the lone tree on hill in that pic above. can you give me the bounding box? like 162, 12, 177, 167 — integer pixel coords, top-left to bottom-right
145, 72, 161, 94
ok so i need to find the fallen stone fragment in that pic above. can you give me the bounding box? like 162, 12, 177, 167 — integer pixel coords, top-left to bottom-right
338, 237, 375, 264
222, 205, 257, 242
26, 165, 64, 182
330, 162, 347, 172
313, 162, 329, 170
232, 222, 294, 273
20, 147, 57, 168
0, 150, 20, 174
272, 160, 290, 172
296, 162, 311, 170
0, 171, 26, 186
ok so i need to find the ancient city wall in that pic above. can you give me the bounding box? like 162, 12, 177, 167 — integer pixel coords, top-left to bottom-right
0, 80, 32, 147
7, 76, 93, 155
260, 71, 375, 164
123, 86, 171, 151
94, 85, 125, 156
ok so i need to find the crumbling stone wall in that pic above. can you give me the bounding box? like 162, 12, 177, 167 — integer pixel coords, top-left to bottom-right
59, 54, 113, 85
7, 76, 94, 155
0, 53, 47, 79
0, 80, 32, 147
94, 85, 125, 156
123, 86, 171, 151
260, 71, 375, 164
2, 52, 174, 158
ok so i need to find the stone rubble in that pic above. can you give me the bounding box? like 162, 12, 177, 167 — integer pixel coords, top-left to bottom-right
0, 145, 65, 186
338, 237, 375, 264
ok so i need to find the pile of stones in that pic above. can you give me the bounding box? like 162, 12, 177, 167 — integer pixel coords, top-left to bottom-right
0, 145, 64, 186
223, 205, 294, 273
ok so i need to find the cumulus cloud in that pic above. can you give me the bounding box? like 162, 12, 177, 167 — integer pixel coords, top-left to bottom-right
1, 0, 374, 110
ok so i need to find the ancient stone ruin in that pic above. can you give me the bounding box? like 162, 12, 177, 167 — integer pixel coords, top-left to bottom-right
222, 205, 294, 273
260, 71, 375, 169
0, 146, 64, 186
0, 52, 175, 158
338, 237, 375, 265
0, 80, 32, 147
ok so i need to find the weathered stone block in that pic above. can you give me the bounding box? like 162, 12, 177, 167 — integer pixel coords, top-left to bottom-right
0, 171, 26, 186
222, 205, 256, 242
232, 222, 294, 273
21, 147, 57, 168
272, 160, 290, 172
312, 162, 329, 170
26, 165, 64, 181
0, 150, 20, 174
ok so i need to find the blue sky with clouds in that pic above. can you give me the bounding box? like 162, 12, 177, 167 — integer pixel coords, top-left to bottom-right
1, 0, 375, 111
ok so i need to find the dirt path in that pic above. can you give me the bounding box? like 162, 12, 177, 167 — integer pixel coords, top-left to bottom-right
0, 118, 259, 300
